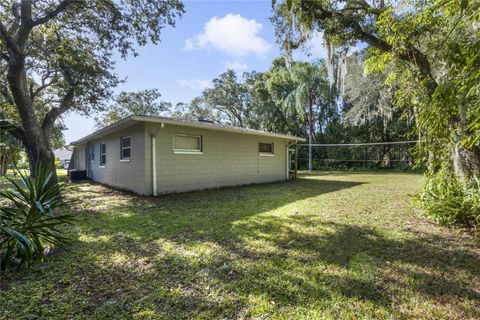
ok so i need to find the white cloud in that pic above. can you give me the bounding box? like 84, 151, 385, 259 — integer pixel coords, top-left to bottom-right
224, 61, 248, 72
185, 14, 272, 57
177, 79, 212, 91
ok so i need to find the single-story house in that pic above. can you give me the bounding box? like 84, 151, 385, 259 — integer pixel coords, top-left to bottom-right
70, 116, 304, 195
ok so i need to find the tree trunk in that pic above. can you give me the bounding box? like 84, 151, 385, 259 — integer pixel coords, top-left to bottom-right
452, 136, 480, 183
0, 147, 7, 175
451, 104, 480, 183
308, 129, 313, 171
7, 52, 58, 184
24, 136, 58, 183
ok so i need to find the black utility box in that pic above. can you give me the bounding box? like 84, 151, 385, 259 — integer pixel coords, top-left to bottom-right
69, 169, 87, 181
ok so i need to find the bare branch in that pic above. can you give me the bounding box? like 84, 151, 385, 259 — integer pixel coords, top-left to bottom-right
42, 54, 76, 137
30, 69, 56, 99
41, 87, 74, 138
30, 81, 53, 99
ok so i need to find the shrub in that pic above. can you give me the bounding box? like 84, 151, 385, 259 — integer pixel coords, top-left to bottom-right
418, 166, 480, 228
54, 158, 62, 169
0, 167, 74, 270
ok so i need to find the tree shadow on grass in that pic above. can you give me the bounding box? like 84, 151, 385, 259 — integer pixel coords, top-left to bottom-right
2, 177, 480, 319
70, 178, 479, 317
68, 217, 480, 318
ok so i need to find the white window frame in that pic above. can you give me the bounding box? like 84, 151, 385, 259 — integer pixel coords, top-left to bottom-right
120, 136, 131, 162
90, 144, 95, 162
259, 142, 275, 157
173, 134, 203, 154
99, 143, 106, 168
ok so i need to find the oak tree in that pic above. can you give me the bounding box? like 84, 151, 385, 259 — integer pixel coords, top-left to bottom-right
94, 89, 171, 129
0, 0, 184, 184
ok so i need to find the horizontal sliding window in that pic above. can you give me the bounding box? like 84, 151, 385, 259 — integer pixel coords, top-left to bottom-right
173, 134, 202, 153
259, 142, 274, 154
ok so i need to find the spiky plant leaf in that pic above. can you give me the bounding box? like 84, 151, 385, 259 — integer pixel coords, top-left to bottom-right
0, 165, 74, 270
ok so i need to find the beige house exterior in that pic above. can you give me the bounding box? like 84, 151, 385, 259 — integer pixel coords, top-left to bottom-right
70, 116, 304, 195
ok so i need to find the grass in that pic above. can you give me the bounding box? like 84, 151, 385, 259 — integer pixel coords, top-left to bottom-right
1, 172, 479, 319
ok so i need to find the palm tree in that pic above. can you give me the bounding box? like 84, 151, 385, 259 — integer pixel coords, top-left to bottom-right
284, 62, 332, 170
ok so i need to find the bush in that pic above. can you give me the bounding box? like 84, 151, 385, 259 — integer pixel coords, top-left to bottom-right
418, 166, 480, 228
0, 167, 74, 270
54, 158, 62, 169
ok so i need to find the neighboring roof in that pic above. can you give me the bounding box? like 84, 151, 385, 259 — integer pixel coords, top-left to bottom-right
53, 147, 73, 160
70, 116, 306, 145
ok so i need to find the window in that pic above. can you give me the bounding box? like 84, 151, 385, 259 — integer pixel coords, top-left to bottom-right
173, 134, 202, 154
259, 143, 274, 155
120, 136, 131, 160
90, 144, 95, 162
100, 143, 106, 167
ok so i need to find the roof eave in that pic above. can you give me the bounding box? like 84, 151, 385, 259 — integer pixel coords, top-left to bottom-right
132, 116, 306, 141
70, 116, 306, 145
70, 116, 137, 145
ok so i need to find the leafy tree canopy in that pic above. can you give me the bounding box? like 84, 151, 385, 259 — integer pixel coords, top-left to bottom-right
94, 89, 171, 129
272, 0, 480, 178
0, 0, 184, 181
272, 0, 480, 226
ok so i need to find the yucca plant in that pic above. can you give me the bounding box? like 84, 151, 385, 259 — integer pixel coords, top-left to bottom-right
0, 166, 74, 269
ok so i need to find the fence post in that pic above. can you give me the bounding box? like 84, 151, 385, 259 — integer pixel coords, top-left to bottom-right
295, 142, 298, 179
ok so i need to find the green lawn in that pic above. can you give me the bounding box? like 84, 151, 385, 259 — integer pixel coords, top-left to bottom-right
1, 172, 479, 319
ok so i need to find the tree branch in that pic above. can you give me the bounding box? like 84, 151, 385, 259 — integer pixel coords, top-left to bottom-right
15, 0, 35, 49
306, 3, 438, 93
20, 0, 33, 25
29, 69, 56, 99
0, 83, 14, 105
32, 0, 76, 27
0, 21, 21, 55
41, 87, 75, 139
8, 2, 21, 35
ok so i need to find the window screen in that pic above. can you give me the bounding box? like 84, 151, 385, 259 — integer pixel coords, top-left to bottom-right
259, 143, 274, 154
121, 137, 131, 160
173, 135, 202, 152
100, 143, 106, 166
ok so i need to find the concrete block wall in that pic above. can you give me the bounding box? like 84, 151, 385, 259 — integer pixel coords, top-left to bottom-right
145, 123, 288, 194
87, 122, 149, 194
73, 121, 291, 195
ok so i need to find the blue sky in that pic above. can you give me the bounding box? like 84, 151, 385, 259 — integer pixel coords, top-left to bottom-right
63, 0, 327, 143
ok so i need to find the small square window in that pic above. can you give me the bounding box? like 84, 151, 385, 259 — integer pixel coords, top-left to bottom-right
259, 143, 274, 155
100, 143, 106, 166
121, 137, 131, 160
